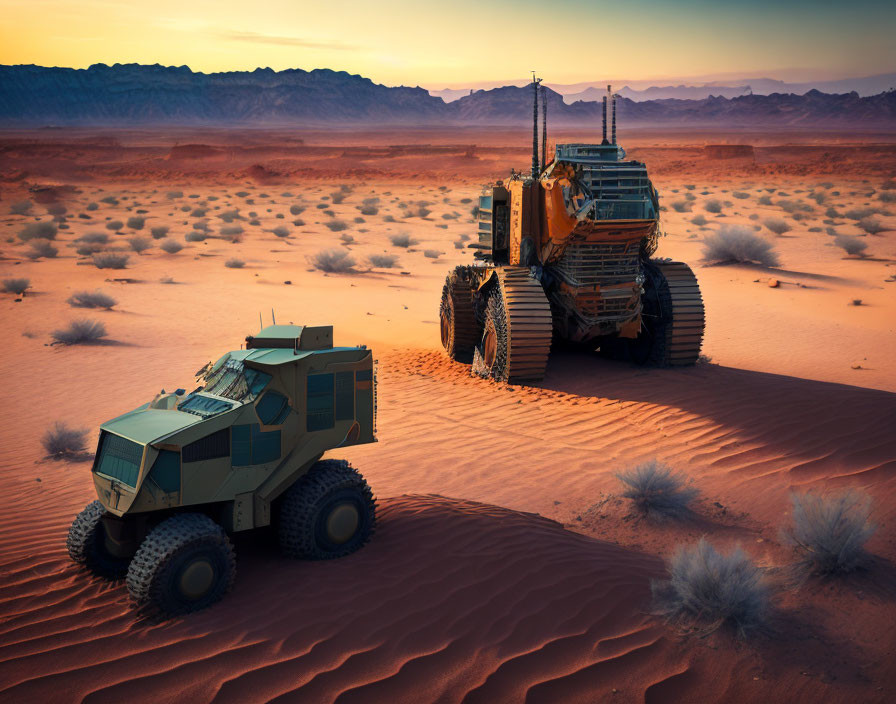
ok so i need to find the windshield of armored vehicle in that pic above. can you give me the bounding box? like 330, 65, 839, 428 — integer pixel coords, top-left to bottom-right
202, 358, 271, 402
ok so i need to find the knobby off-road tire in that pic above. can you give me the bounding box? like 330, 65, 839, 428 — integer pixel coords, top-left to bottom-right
478, 268, 552, 383
278, 459, 376, 560
126, 513, 236, 616
629, 260, 705, 366
66, 500, 131, 579
440, 270, 479, 363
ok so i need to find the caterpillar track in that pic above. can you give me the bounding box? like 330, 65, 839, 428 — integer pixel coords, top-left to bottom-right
652, 260, 705, 366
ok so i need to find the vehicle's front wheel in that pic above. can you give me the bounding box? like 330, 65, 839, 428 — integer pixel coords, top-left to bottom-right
66, 500, 132, 579
278, 459, 376, 560
126, 513, 235, 616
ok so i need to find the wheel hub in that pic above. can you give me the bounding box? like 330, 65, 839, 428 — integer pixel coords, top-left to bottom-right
178, 559, 215, 599
325, 503, 360, 544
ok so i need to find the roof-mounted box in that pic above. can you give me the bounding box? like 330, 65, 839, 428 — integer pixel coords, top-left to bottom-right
246, 325, 333, 351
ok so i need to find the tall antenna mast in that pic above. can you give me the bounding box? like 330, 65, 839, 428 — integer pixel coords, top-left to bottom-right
611, 87, 618, 145
531, 72, 542, 179
602, 84, 609, 144
541, 83, 547, 171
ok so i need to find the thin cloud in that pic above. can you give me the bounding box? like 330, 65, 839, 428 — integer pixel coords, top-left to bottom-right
218, 30, 358, 51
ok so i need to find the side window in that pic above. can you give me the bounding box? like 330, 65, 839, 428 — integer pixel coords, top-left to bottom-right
232, 424, 281, 466
182, 428, 230, 463
307, 373, 334, 431
147, 450, 180, 493
256, 390, 290, 425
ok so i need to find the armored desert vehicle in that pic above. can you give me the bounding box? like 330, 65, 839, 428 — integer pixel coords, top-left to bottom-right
440, 81, 705, 382
67, 324, 377, 615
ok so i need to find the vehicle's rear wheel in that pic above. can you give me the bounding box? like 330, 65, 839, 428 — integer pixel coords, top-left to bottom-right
278, 459, 376, 560
66, 500, 132, 579
440, 269, 479, 362
126, 513, 235, 616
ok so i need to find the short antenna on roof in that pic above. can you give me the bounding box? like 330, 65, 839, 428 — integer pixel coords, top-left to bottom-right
272, 308, 276, 325
259, 312, 263, 330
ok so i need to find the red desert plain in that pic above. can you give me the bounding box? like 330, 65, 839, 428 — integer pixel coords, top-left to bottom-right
1, 128, 895, 703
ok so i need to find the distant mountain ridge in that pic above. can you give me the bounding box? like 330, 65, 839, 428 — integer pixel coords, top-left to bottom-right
1, 63, 894, 128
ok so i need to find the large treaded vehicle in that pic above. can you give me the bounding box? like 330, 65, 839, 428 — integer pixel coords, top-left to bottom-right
440, 82, 705, 383
67, 324, 377, 615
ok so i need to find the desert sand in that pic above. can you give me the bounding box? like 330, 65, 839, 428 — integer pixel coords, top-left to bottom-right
0, 128, 894, 703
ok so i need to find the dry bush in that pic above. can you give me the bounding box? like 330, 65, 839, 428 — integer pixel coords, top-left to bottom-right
330, 191, 346, 204
616, 460, 698, 517
79, 232, 109, 245
41, 422, 88, 459
18, 222, 57, 241
311, 248, 356, 273
390, 232, 419, 248
670, 200, 692, 213
777, 199, 812, 214
878, 191, 896, 203
219, 209, 241, 223
67, 290, 116, 309
190, 208, 207, 218
763, 218, 791, 236
704, 199, 723, 214
786, 491, 874, 575
289, 204, 305, 216
360, 204, 379, 215
106, 220, 124, 232
52, 319, 107, 345
369, 254, 398, 268
690, 214, 708, 227
325, 219, 349, 232
92, 252, 129, 269
2, 277, 30, 295
808, 191, 827, 204
100, 196, 119, 205
185, 231, 207, 242
128, 236, 151, 253
833, 234, 868, 256
150, 226, 169, 239
272, 226, 290, 238
27, 239, 58, 259
225, 259, 245, 268
757, 194, 773, 205
340, 233, 355, 244
702, 226, 779, 267
423, 249, 441, 259
653, 538, 770, 636
126, 216, 145, 230
160, 239, 183, 254
10, 200, 32, 215
843, 207, 877, 220
732, 191, 750, 200
857, 217, 886, 235
166, 190, 183, 199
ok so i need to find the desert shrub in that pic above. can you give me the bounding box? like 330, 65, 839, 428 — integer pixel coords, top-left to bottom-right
878, 191, 896, 203
763, 217, 791, 236
75, 242, 103, 256
272, 226, 290, 238
219, 209, 241, 223
704, 199, 723, 214
289, 204, 305, 216
100, 196, 119, 205
825, 226, 838, 236
857, 217, 885, 235
808, 191, 827, 205
149, 226, 169, 239
19, 221, 58, 241
190, 208, 207, 218
670, 200, 692, 213
52, 319, 107, 345
27, 239, 58, 259
833, 234, 867, 256
225, 259, 245, 268
220, 225, 244, 237
92, 252, 129, 269
616, 460, 698, 517
390, 232, 419, 248
732, 191, 750, 200
786, 491, 874, 575
825, 207, 841, 219
86, 202, 99, 211
67, 290, 116, 309
423, 249, 441, 259
383, 214, 397, 223
325, 219, 349, 232
369, 254, 398, 268
79, 232, 109, 245
340, 233, 355, 244
405, 202, 432, 218
166, 190, 183, 199
330, 191, 346, 204
757, 194, 773, 206
126, 216, 145, 230
454, 240, 465, 249
311, 248, 356, 273
185, 231, 207, 242
690, 214, 707, 227
106, 220, 124, 231
843, 207, 876, 220
160, 239, 183, 254
41, 421, 88, 458
192, 221, 210, 232
235, 191, 249, 198
360, 205, 379, 215
128, 236, 151, 253
702, 226, 779, 266
653, 538, 770, 635
10, 200, 32, 215
2, 277, 30, 294
322, 210, 335, 217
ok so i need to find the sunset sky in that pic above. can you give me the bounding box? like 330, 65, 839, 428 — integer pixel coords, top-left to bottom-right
1, 0, 893, 88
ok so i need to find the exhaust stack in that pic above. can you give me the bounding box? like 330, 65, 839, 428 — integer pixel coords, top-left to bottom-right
601, 95, 608, 144
541, 84, 547, 171
531, 73, 542, 179
611, 90, 617, 145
